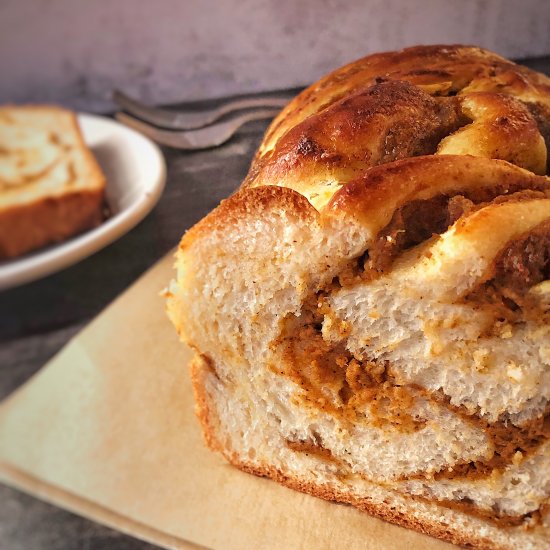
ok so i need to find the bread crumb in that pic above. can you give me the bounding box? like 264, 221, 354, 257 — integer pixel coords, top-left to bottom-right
512, 450, 524, 466
506, 361, 523, 383
498, 323, 513, 339
473, 349, 490, 372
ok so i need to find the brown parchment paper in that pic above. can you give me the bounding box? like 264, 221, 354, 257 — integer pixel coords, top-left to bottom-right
0, 253, 454, 550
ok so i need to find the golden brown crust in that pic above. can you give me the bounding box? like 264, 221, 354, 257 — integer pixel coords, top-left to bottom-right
438, 93, 547, 174
0, 189, 104, 258
180, 184, 318, 252
261, 45, 550, 156
243, 81, 466, 201
233, 462, 508, 550
189, 354, 225, 454
326, 155, 550, 229
243, 46, 550, 211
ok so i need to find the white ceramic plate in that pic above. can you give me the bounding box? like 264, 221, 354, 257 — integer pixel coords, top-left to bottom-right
0, 113, 166, 291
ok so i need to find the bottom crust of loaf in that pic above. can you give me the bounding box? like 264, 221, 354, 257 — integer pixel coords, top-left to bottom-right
0, 189, 104, 259
235, 462, 492, 549
189, 355, 548, 550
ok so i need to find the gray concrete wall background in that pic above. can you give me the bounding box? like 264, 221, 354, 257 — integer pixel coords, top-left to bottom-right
2, 0, 550, 112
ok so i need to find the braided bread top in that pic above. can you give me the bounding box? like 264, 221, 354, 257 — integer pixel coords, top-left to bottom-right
243, 45, 550, 211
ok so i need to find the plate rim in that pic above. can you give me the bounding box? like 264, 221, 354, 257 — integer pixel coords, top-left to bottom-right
0, 112, 166, 291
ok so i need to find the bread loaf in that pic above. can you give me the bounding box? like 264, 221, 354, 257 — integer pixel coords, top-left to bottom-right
167, 45, 550, 549
0, 106, 106, 259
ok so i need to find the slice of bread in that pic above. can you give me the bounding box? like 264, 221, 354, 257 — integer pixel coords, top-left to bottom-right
0, 106, 106, 259
167, 46, 550, 549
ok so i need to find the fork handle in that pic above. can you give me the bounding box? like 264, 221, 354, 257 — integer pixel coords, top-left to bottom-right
115, 108, 280, 150
113, 90, 288, 131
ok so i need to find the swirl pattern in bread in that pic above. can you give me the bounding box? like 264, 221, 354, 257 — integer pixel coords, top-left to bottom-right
167, 45, 550, 549
0, 106, 106, 258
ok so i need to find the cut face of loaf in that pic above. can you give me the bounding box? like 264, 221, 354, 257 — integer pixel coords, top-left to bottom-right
0, 106, 106, 258
167, 46, 550, 550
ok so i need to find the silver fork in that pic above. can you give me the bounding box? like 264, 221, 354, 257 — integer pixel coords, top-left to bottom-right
115, 108, 281, 150
113, 89, 289, 130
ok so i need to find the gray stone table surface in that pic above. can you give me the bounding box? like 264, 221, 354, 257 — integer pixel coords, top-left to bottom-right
1, 56, 550, 549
